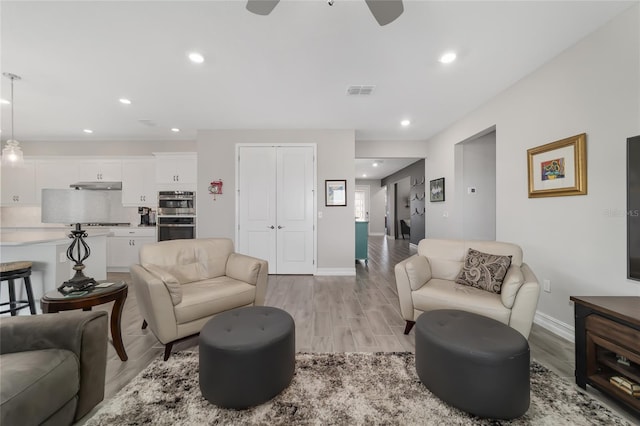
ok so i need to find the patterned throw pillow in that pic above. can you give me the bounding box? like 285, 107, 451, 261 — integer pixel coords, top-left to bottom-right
455, 248, 512, 294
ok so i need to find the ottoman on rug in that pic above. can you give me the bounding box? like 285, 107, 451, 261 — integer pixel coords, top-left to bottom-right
415, 309, 530, 419
199, 306, 295, 409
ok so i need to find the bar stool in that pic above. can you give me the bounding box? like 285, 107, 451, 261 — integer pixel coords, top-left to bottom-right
0, 261, 36, 315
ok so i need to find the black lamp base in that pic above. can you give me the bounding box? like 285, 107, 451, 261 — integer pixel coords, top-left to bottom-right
58, 224, 98, 294
58, 274, 97, 294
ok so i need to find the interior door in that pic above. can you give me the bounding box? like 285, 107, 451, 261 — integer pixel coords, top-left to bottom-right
238, 146, 277, 271
238, 145, 315, 274
276, 146, 315, 274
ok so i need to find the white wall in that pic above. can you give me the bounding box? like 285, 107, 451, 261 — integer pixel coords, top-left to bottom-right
196, 129, 356, 274
425, 6, 640, 334
19, 140, 195, 156
355, 179, 386, 235
458, 131, 496, 240
356, 140, 428, 159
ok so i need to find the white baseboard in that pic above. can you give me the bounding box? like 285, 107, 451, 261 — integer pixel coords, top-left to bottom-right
369, 232, 385, 236
409, 243, 418, 250
107, 267, 130, 273
534, 311, 575, 343
315, 268, 356, 276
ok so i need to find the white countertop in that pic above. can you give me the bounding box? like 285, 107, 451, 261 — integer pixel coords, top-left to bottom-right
0, 229, 111, 246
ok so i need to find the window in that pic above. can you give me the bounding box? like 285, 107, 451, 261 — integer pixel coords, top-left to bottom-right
355, 189, 366, 220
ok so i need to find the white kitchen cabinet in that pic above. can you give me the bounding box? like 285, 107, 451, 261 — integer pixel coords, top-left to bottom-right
78, 160, 122, 181
0, 161, 37, 206
154, 153, 197, 188
122, 159, 157, 207
35, 160, 80, 203
107, 227, 156, 272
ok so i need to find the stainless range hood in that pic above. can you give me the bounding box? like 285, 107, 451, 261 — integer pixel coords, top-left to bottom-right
69, 181, 122, 190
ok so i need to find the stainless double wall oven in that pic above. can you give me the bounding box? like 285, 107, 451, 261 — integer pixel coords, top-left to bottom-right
157, 191, 196, 241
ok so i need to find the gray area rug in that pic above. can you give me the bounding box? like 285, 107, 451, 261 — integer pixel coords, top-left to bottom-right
86, 352, 630, 425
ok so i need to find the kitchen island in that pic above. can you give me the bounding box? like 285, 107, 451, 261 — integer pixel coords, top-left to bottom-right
0, 228, 109, 314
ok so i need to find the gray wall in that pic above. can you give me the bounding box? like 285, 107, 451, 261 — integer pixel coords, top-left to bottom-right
382, 159, 426, 245
425, 6, 640, 334
196, 129, 356, 274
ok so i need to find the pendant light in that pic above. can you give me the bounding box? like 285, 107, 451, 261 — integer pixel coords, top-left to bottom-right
2, 73, 24, 167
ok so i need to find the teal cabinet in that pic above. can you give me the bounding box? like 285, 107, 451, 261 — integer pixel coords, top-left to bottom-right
355, 221, 369, 264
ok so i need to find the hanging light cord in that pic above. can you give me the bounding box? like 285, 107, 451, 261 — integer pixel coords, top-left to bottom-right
2, 73, 21, 143
10, 75, 14, 141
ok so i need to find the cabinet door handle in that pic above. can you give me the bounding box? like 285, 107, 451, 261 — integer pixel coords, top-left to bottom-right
267, 225, 275, 229
277, 225, 284, 229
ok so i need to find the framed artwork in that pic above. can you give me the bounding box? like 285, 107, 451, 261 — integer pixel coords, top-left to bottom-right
429, 177, 445, 202
325, 180, 347, 206
527, 133, 587, 198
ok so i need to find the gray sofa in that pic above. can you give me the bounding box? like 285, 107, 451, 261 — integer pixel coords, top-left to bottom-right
0, 311, 108, 425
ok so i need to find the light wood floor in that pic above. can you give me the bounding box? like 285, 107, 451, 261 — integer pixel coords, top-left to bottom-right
87, 236, 637, 423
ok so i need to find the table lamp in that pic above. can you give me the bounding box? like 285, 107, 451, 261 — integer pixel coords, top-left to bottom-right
41, 188, 110, 293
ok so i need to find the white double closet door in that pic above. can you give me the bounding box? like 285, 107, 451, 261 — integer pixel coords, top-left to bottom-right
237, 145, 315, 274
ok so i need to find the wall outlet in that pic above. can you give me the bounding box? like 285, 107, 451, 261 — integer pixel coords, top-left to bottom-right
467, 187, 477, 194
443, 211, 449, 218
318, 211, 323, 219
543, 279, 551, 293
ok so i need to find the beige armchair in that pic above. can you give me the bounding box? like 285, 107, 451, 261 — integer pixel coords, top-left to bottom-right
394, 239, 540, 339
130, 238, 268, 360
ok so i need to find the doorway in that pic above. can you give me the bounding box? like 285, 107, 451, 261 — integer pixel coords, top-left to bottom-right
454, 130, 496, 240
237, 145, 316, 274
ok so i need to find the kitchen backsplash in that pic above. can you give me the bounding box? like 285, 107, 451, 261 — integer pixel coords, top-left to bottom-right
1, 191, 142, 228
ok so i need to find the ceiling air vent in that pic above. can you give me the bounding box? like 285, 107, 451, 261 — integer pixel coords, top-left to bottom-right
138, 119, 157, 127
347, 85, 376, 96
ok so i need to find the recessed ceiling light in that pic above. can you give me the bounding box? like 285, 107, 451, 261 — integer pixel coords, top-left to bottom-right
401, 119, 411, 127
119, 98, 132, 105
83, 129, 93, 134
372, 162, 378, 167
439, 51, 457, 64
171, 128, 180, 133
363, 174, 367, 178
0, 99, 9, 105
188, 52, 204, 64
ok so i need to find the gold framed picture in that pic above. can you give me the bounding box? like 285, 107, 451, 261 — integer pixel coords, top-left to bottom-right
527, 133, 587, 198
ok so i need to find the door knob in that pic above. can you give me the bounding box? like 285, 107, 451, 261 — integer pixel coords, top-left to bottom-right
277, 225, 284, 229
267, 225, 275, 229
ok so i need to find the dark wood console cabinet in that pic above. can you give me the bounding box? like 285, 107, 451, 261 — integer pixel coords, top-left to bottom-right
570, 296, 640, 415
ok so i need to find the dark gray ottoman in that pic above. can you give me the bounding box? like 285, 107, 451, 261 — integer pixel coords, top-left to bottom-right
415, 310, 530, 419
199, 306, 295, 409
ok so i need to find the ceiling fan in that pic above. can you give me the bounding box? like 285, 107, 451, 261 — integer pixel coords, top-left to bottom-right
246, 0, 404, 26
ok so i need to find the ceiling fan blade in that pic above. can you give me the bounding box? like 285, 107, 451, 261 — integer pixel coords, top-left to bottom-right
365, 0, 404, 26
246, 0, 280, 16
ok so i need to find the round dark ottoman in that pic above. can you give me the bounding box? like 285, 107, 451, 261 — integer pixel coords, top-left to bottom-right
199, 306, 295, 409
415, 309, 530, 419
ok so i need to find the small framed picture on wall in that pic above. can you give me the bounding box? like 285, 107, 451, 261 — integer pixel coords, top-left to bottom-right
325, 180, 347, 206
429, 178, 445, 202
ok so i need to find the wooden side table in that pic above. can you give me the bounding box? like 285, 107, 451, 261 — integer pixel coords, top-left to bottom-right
570, 296, 640, 415
41, 281, 129, 361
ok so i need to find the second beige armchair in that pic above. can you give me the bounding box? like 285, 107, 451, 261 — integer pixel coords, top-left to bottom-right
130, 238, 268, 360
394, 238, 540, 339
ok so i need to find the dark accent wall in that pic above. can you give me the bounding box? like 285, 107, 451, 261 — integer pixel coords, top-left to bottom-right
381, 159, 425, 245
